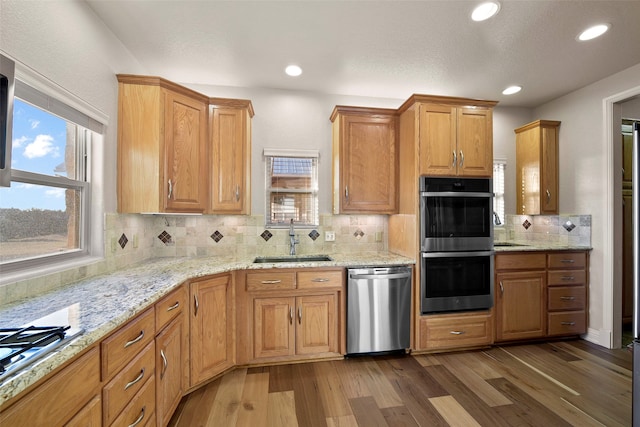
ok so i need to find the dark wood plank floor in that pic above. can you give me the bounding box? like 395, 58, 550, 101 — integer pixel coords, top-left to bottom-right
168, 340, 632, 427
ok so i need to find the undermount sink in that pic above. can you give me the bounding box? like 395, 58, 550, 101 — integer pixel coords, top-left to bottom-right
493, 242, 528, 247
253, 255, 333, 264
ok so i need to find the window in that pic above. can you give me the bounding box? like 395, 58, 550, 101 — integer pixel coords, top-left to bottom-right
493, 159, 506, 226
264, 149, 319, 227
0, 80, 100, 271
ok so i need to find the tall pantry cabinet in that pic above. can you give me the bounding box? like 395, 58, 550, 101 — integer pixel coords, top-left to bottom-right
390, 94, 497, 351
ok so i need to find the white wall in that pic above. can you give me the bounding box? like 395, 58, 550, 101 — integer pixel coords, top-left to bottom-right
534, 62, 640, 347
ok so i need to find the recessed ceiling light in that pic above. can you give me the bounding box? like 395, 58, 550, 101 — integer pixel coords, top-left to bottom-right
577, 23, 610, 41
471, 1, 501, 22
502, 86, 522, 95
285, 65, 302, 77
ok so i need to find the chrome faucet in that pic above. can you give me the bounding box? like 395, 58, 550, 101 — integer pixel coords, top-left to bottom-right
289, 218, 299, 255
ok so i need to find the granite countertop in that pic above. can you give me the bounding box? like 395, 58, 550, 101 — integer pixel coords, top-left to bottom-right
0, 251, 413, 405
493, 241, 593, 252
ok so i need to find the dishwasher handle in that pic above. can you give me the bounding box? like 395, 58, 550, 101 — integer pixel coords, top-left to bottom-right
349, 272, 411, 280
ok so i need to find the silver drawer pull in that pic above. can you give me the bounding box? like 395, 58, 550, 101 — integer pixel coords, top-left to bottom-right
128, 406, 145, 427
124, 368, 145, 390
561, 276, 575, 281
167, 301, 180, 311
311, 278, 330, 283
160, 349, 168, 379
450, 330, 465, 335
560, 259, 575, 264
261, 280, 282, 284
124, 330, 144, 348
561, 321, 576, 326
560, 296, 576, 301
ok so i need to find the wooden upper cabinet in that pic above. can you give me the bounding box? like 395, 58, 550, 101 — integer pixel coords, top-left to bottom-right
331, 106, 398, 214
117, 75, 208, 213
515, 120, 560, 215
209, 98, 254, 214
418, 103, 493, 177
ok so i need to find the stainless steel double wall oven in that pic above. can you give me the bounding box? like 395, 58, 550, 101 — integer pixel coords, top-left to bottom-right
420, 176, 494, 314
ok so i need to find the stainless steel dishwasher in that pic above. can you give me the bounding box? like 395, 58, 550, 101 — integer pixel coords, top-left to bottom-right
347, 266, 412, 355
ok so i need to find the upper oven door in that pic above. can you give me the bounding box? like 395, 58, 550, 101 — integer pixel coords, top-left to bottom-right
420, 177, 493, 252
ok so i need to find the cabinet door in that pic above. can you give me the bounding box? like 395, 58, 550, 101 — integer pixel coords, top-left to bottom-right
496, 271, 546, 341
540, 126, 559, 213
457, 107, 493, 177
64, 395, 102, 427
339, 113, 397, 213
419, 104, 457, 176
254, 297, 295, 359
156, 315, 186, 427
190, 274, 234, 387
210, 106, 249, 213
295, 294, 337, 355
163, 90, 208, 212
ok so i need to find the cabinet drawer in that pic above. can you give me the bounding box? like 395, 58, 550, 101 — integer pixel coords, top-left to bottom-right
548, 311, 586, 336
155, 285, 187, 331
495, 253, 546, 270
548, 286, 586, 311
548, 270, 586, 286
101, 308, 155, 380
246, 271, 295, 291
0, 347, 100, 427
419, 313, 493, 351
109, 374, 155, 427
102, 340, 155, 426
548, 252, 586, 269
297, 270, 343, 289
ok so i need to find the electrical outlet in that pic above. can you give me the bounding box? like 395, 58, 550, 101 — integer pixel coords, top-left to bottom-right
375, 231, 383, 242
133, 234, 139, 248
110, 237, 117, 253
325, 231, 335, 242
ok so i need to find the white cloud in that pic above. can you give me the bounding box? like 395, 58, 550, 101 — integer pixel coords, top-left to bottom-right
15, 183, 36, 190
13, 136, 29, 148
30, 119, 40, 129
45, 188, 65, 198
23, 134, 59, 159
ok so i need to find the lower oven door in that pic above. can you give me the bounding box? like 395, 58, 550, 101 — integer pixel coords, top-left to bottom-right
421, 251, 494, 314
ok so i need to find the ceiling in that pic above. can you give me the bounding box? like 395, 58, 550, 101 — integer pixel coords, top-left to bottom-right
86, 0, 640, 108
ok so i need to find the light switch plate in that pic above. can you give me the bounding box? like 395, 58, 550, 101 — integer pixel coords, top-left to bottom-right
325, 231, 335, 241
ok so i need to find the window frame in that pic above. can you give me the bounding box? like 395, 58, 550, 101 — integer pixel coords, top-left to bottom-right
493, 158, 506, 226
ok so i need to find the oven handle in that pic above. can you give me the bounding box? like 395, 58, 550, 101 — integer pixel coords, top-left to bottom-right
420, 191, 493, 198
422, 251, 495, 258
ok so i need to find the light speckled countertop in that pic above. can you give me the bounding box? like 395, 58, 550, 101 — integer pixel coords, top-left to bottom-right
493, 242, 592, 252
0, 252, 413, 405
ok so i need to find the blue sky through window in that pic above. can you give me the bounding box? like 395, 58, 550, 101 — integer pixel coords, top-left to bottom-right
0, 98, 69, 210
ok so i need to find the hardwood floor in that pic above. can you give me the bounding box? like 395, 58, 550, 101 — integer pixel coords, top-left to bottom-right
168, 340, 632, 427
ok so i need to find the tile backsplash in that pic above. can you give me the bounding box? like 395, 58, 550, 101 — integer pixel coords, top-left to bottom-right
497, 214, 592, 247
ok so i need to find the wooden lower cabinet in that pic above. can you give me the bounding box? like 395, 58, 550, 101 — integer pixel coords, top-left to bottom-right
0, 346, 101, 427
156, 315, 186, 427
419, 311, 493, 351
189, 273, 235, 387
65, 395, 102, 427
495, 271, 546, 341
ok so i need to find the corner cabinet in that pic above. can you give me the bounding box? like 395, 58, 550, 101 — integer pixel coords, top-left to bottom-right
189, 273, 235, 388
209, 98, 254, 214
330, 106, 398, 214
117, 75, 209, 213
515, 120, 560, 215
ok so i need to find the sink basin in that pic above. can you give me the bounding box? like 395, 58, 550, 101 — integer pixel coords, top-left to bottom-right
253, 255, 333, 264
493, 242, 527, 247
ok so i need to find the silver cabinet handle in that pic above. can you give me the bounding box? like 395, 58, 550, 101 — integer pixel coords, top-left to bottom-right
561, 276, 575, 281
298, 307, 302, 324
560, 296, 576, 301
124, 368, 145, 390
124, 330, 144, 348
235, 185, 240, 201
311, 278, 330, 283
194, 294, 199, 316
459, 150, 464, 167
345, 186, 349, 201
546, 189, 551, 203
561, 321, 576, 326
560, 259, 575, 264
168, 179, 173, 199
450, 330, 465, 335
289, 307, 293, 324
499, 281, 504, 294
128, 406, 145, 427
261, 280, 282, 284
452, 151, 457, 168
167, 301, 180, 311
160, 349, 168, 379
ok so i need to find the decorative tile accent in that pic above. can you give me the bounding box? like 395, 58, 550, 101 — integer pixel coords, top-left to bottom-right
210, 230, 224, 243
563, 220, 576, 232
260, 230, 273, 241
118, 233, 128, 249
353, 229, 365, 239
308, 230, 320, 241
158, 231, 173, 245
522, 219, 531, 230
